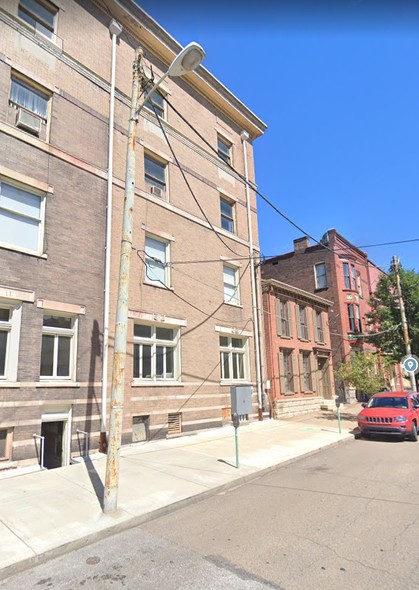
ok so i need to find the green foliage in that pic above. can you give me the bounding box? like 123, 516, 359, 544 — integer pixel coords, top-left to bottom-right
336, 352, 386, 393
366, 262, 419, 362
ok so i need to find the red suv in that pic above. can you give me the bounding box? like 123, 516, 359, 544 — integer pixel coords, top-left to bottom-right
357, 391, 419, 441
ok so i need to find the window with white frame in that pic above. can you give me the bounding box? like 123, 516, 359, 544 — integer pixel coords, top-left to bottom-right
223, 264, 240, 305
343, 261, 357, 290
348, 303, 362, 333
300, 351, 313, 392
144, 89, 165, 119
18, 0, 57, 40
133, 323, 179, 382
0, 180, 45, 255
219, 335, 249, 381
297, 305, 310, 340
314, 262, 327, 289
10, 76, 48, 115
356, 271, 363, 298
144, 154, 167, 198
217, 135, 232, 165
220, 196, 235, 233
144, 236, 169, 286
0, 303, 21, 382
40, 314, 76, 379
276, 299, 292, 337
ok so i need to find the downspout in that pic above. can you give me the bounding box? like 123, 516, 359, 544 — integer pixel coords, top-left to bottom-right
100, 19, 122, 452
241, 131, 263, 420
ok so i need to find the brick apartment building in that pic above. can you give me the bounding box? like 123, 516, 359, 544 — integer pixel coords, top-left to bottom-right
262, 278, 335, 416
0, 0, 266, 470
261, 229, 385, 401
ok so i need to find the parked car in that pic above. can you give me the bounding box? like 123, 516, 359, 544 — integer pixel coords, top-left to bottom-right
357, 391, 419, 441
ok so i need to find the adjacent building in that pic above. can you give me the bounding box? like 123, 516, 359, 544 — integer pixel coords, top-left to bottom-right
261, 229, 385, 401
0, 0, 266, 471
262, 278, 335, 416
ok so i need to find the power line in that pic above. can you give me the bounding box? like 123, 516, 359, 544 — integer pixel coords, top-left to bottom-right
162, 94, 392, 273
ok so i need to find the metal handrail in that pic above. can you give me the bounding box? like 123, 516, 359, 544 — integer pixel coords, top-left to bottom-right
76, 429, 89, 458
33, 434, 45, 470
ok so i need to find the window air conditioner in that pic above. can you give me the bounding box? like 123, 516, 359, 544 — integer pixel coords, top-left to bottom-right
16, 108, 41, 135
150, 185, 163, 198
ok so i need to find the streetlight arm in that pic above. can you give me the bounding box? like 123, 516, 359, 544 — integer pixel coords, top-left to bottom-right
135, 41, 204, 118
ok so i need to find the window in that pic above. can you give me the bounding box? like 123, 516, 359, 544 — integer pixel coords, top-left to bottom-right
356, 271, 363, 298
300, 352, 313, 392
223, 264, 240, 305
145, 236, 169, 286
315, 310, 325, 343
343, 262, 357, 290
144, 154, 167, 198
0, 303, 22, 382
217, 135, 232, 165
343, 263, 351, 289
133, 323, 179, 382
40, 314, 76, 380
314, 263, 327, 289
297, 305, 310, 340
0, 180, 45, 255
0, 428, 13, 461
144, 89, 165, 119
0, 308, 11, 379
279, 349, 295, 393
220, 335, 249, 381
220, 197, 234, 233
276, 299, 292, 337
10, 77, 49, 120
348, 304, 362, 333
18, 0, 57, 40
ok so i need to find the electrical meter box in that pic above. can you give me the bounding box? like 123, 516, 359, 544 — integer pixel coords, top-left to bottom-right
230, 386, 253, 416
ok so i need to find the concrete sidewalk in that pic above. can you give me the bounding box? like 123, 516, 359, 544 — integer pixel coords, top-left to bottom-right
0, 406, 359, 580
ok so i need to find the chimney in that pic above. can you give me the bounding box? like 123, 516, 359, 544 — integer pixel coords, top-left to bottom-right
294, 236, 310, 253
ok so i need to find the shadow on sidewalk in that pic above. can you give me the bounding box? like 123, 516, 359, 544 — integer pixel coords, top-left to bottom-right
83, 456, 104, 509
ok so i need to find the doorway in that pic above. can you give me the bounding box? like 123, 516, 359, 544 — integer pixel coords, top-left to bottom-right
317, 356, 332, 398
41, 420, 65, 469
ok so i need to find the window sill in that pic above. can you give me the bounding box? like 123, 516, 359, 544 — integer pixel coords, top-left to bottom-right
0, 381, 21, 388
0, 243, 47, 259
144, 281, 173, 291
220, 380, 251, 386
223, 301, 243, 309
36, 381, 80, 388
131, 380, 183, 387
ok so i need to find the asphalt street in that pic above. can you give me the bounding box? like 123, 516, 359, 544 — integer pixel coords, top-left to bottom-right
2, 435, 419, 590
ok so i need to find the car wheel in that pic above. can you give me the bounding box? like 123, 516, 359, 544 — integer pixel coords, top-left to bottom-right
410, 422, 418, 442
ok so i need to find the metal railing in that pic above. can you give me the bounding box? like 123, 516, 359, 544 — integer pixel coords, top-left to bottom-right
33, 434, 45, 470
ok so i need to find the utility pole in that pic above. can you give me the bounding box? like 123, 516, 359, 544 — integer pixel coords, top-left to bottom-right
393, 255, 417, 392
103, 48, 143, 514
102, 42, 205, 514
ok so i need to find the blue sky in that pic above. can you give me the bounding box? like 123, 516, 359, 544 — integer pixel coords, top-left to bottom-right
138, 1, 419, 273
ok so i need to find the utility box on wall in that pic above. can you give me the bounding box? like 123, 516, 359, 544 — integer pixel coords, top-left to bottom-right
231, 386, 253, 416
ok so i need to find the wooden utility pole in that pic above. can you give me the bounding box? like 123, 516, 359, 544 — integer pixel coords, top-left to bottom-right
393, 256, 417, 392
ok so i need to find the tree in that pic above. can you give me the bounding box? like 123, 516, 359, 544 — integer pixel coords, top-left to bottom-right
366, 261, 419, 362
336, 352, 386, 395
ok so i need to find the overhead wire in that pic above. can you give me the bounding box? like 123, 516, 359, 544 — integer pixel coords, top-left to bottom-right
162, 94, 399, 273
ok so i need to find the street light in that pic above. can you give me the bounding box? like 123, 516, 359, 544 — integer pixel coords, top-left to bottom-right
103, 42, 205, 515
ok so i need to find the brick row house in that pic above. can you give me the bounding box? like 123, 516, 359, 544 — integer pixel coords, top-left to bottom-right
262, 278, 335, 416
261, 229, 386, 404
0, 0, 266, 471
